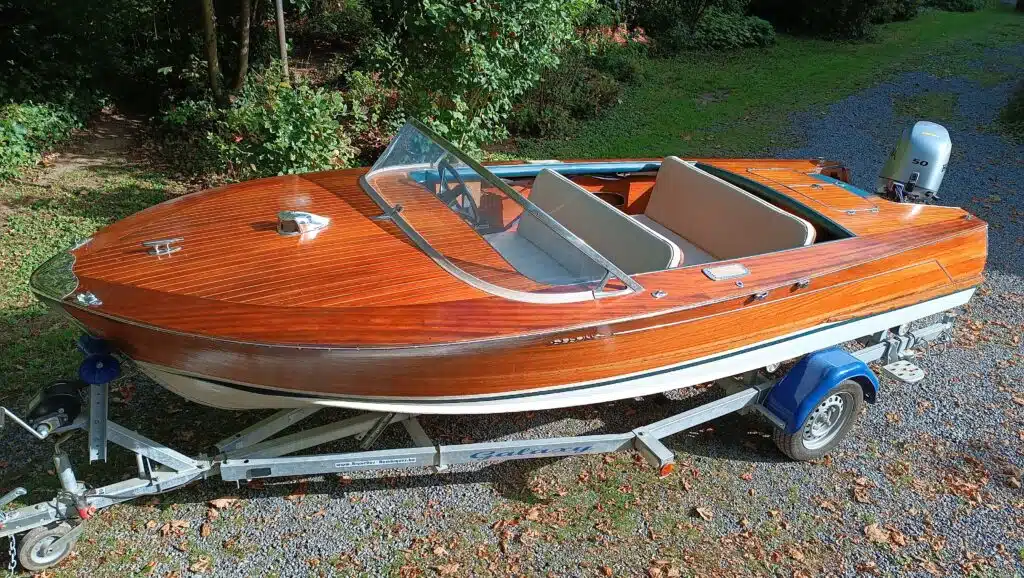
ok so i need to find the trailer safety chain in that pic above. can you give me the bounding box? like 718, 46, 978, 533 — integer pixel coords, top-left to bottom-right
5, 534, 15, 578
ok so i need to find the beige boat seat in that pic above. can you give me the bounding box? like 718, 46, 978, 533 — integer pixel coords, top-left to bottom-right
638, 157, 815, 263
491, 169, 680, 283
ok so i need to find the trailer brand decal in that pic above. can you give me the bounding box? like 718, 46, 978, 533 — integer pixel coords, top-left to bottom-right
549, 333, 608, 345
469, 446, 593, 460
334, 457, 419, 468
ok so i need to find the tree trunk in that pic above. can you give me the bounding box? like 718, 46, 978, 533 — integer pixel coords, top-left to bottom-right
275, 0, 288, 79
201, 0, 225, 103
231, 0, 252, 91
1018, 0, 1023, 12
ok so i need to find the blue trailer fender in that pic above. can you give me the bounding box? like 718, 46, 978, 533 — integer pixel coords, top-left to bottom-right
763, 348, 879, 434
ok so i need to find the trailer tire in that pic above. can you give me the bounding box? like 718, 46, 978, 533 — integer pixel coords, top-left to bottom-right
773, 379, 864, 461
17, 522, 76, 571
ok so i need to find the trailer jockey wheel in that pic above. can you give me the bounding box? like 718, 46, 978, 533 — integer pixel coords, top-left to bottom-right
18, 523, 76, 571
773, 380, 865, 461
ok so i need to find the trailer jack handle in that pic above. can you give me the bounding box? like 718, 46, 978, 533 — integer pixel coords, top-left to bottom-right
0, 407, 49, 440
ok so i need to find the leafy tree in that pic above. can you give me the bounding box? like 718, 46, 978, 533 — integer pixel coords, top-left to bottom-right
368, 0, 595, 147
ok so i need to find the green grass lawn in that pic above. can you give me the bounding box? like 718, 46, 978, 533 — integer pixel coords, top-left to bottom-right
513, 4, 1024, 159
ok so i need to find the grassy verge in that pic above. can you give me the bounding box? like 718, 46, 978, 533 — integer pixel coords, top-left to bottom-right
0, 161, 183, 402
512, 4, 1023, 159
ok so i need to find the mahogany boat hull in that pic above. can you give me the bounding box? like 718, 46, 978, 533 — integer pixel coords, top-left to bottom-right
125, 287, 975, 413
31, 157, 987, 414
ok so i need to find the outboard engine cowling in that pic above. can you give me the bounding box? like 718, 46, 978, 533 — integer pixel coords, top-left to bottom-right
878, 121, 951, 203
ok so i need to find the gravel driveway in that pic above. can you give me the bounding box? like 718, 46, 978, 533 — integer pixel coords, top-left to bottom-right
2, 48, 1022, 578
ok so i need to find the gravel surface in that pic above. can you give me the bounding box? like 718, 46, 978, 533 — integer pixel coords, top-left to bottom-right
2, 48, 1023, 578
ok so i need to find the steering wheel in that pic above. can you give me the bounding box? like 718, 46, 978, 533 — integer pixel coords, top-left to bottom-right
437, 160, 481, 226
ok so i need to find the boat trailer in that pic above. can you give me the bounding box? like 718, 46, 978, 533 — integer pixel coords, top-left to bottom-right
0, 315, 954, 571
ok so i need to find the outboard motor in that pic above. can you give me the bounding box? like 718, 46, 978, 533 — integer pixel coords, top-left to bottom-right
878, 121, 951, 203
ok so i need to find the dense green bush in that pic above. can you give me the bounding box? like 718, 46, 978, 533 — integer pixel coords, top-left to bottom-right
0, 103, 78, 179
163, 64, 357, 179
343, 70, 407, 162
612, 0, 774, 53
924, 0, 984, 11
366, 0, 595, 148
507, 40, 633, 139
661, 9, 775, 52
295, 0, 375, 50
750, 0, 883, 39
871, 0, 920, 22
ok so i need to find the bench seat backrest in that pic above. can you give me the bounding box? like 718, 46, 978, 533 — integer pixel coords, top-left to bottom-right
644, 157, 815, 260
518, 169, 681, 277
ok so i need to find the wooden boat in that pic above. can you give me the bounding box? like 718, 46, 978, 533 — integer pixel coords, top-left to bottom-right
30, 121, 987, 414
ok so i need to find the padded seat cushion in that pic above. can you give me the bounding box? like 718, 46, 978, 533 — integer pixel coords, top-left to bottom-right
645, 157, 815, 260
632, 215, 717, 265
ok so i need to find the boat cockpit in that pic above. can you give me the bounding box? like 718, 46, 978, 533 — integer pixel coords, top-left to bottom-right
362, 121, 835, 304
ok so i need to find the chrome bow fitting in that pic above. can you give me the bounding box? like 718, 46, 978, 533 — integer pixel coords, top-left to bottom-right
277, 211, 330, 236
142, 237, 183, 255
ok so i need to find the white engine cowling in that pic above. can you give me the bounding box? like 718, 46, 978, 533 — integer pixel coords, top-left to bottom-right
877, 121, 951, 202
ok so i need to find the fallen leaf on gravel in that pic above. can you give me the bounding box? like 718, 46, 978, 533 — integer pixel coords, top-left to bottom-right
433, 563, 460, 575
694, 507, 713, 521
159, 520, 188, 537
886, 526, 907, 547
525, 505, 543, 521
740, 472, 753, 481
853, 486, 871, 503
432, 545, 448, 556
817, 499, 839, 513
920, 560, 942, 576
206, 508, 219, 521
339, 475, 353, 486
189, 557, 211, 573
285, 481, 307, 502
208, 497, 237, 509
145, 520, 157, 530
856, 560, 880, 575
864, 524, 889, 544
854, 477, 874, 488
1008, 477, 1021, 489
200, 522, 211, 538
600, 566, 613, 576
788, 547, 805, 561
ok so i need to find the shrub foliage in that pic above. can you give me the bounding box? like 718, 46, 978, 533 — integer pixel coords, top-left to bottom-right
750, 0, 884, 39
0, 103, 78, 179
164, 65, 357, 179
925, 0, 984, 12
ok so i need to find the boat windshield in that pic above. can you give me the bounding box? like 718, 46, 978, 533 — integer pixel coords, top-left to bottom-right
361, 121, 641, 303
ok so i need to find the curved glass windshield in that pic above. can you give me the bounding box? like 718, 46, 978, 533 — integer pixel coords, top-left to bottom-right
361, 121, 640, 303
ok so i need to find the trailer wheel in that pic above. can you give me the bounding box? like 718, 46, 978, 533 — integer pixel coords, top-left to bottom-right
17, 523, 76, 571
773, 380, 864, 461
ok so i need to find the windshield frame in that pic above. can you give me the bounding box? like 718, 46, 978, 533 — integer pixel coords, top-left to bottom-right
359, 120, 643, 303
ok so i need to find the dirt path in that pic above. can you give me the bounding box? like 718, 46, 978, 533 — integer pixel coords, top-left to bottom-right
39, 108, 150, 180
